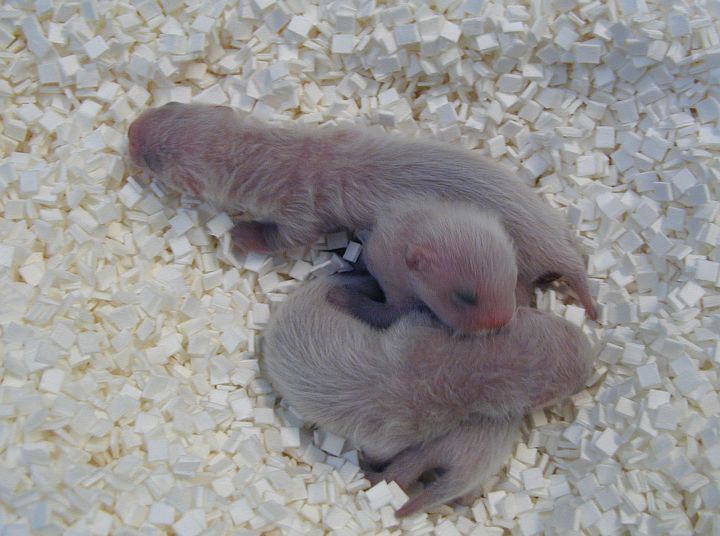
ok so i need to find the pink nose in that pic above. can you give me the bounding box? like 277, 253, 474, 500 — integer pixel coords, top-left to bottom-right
474, 310, 514, 331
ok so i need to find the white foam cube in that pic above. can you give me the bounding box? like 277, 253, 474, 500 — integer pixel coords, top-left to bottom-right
173, 509, 207, 536
555, 27, 578, 50
394, 24, 420, 45
365, 481, 393, 510
320, 432, 345, 456
148, 503, 175, 525
637, 363, 662, 389
285, 16, 313, 41
39, 368, 65, 393
332, 34, 354, 54
84, 35, 109, 59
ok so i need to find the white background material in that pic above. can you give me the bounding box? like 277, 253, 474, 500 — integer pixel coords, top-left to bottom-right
0, 0, 719, 534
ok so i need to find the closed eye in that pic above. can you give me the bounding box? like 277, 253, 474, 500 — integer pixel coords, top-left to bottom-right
453, 290, 477, 306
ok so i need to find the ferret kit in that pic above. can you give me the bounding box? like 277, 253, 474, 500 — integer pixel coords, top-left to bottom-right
129, 103, 597, 321
129, 104, 595, 515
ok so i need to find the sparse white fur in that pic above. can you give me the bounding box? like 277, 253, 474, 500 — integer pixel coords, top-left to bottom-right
262, 275, 594, 514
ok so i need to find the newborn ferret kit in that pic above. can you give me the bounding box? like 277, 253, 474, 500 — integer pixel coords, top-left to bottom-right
128, 104, 595, 514
129, 103, 597, 322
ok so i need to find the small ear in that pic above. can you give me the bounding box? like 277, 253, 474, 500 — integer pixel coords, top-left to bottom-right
405, 246, 431, 272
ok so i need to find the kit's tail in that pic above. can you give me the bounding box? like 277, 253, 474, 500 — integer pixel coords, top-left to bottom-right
536, 264, 597, 321
564, 269, 598, 321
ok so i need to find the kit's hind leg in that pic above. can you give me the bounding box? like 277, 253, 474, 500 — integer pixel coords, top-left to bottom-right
368, 418, 521, 517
